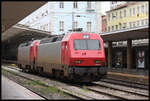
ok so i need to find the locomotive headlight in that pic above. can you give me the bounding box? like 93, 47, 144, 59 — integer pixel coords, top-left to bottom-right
75, 60, 82, 64
96, 60, 101, 64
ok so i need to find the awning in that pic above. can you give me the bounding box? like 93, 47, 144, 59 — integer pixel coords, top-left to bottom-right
101, 25, 149, 42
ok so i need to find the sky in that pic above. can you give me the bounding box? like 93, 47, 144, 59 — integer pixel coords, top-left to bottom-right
101, 1, 110, 15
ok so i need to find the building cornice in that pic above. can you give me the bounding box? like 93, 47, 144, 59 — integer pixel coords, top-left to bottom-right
106, 2, 138, 13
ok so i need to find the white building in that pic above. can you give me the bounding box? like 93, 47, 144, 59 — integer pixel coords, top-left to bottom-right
110, 1, 127, 9
19, 1, 102, 35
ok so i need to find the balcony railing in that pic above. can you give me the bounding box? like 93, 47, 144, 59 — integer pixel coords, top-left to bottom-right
86, 8, 95, 12
101, 24, 149, 35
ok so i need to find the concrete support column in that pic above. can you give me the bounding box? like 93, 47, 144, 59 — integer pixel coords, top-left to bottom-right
127, 39, 132, 70
108, 41, 112, 68
2, 43, 5, 59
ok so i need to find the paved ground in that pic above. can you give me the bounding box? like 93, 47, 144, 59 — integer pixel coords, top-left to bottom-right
1, 75, 45, 100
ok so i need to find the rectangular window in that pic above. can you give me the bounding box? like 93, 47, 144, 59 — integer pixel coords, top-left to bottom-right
108, 26, 110, 32
60, 2, 64, 8
137, 20, 139, 26
112, 13, 114, 20
59, 21, 64, 31
141, 20, 144, 25
119, 23, 122, 30
46, 24, 48, 31
87, 1, 91, 8
133, 22, 136, 27
137, 6, 139, 16
73, 1, 78, 8
43, 26, 45, 31
108, 14, 110, 21
129, 22, 131, 28
141, 5, 144, 14
145, 3, 148, 13
123, 23, 126, 29
74, 40, 101, 50
129, 8, 132, 16
124, 9, 126, 17
133, 8, 135, 16
74, 21, 78, 29
42, 13, 44, 17
112, 26, 114, 31
120, 11, 122, 18
116, 25, 118, 30
129, 22, 132, 28
87, 22, 91, 32
116, 12, 117, 19
145, 19, 148, 25
44, 10, 48, 16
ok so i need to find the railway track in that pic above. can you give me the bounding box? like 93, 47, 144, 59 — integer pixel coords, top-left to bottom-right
5, 63, 149, 89
93, 81, 148, 97
101, 78, 149, 90
1, 66, 88, 100
2, 66, 116, 100
10, 79, 48, 100
2, 65, 149, 100
72, 81, 148, 100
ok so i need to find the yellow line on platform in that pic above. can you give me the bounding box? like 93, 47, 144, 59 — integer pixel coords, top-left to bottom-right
108, 72, 149, 80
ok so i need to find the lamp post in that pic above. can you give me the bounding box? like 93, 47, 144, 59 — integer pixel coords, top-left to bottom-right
72, 11, 74, 30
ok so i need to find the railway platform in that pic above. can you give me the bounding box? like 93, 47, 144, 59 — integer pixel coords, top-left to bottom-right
2, 75, 45, 100
107, 68, 149, 85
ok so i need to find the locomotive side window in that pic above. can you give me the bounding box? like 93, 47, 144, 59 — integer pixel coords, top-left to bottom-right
65, 42, 68, 49
74, 40, 101, 50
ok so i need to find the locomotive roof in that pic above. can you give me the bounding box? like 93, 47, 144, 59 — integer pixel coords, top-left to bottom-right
19, 40, 40, 47
62, 32, 99, 41
39, 34, 65, 44
19, 41, 33, 47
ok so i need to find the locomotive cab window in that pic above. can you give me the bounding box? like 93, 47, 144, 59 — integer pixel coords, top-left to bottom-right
74, 40, 101, 50
65, 42, 68, 50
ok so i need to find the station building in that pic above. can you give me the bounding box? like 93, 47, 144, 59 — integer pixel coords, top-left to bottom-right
104, 1, 149, 70
19, 1, 102, 35
107, 1, 148, 32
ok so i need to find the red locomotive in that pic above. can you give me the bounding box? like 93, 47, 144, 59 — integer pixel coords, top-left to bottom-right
17, 32, 107, 82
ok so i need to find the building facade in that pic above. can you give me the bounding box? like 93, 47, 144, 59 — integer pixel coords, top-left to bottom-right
106, 1, 149, 46
104, 1, 149, 69
106, 1, 149, 32
102, 15, 107, 32
19, 1, 102, 35
110, 1, 127, 10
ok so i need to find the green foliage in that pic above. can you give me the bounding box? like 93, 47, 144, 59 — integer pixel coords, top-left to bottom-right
82, 85, 89, 92
2, 68, 64, 95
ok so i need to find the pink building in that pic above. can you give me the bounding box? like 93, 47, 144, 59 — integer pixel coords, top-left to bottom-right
102, 15, 107, 32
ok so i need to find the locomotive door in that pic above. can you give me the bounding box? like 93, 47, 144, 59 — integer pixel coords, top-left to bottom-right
29, 41, 39, 69
33, 42, 39, 64
29, 46, 34, 64
62, 42, 69, 65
